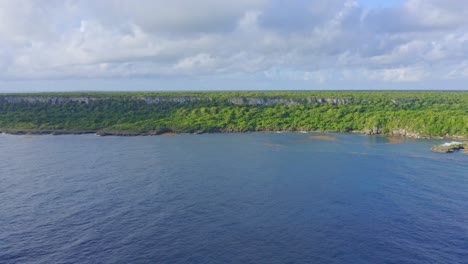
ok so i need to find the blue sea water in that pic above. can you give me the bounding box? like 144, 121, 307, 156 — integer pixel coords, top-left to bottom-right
0, 132, 467, 264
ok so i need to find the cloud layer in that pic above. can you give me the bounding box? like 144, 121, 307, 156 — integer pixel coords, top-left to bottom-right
0, 0, 467, 89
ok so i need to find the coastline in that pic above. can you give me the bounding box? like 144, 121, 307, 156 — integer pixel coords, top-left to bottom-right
1, 128, 467, 141
1, 92, 466, 142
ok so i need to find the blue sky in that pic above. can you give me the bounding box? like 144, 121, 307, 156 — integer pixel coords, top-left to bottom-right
357, 0, 405, 9
0, 0, 467, 92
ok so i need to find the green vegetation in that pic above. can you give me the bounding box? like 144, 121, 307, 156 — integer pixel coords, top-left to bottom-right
0, 91, 467, 138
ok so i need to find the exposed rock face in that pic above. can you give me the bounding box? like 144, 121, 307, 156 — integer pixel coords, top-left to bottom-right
363, 127, 382, 135
364, 127, 421, 138
227, 98, 300, 106
0, 96, 351, 106
390, 98, 419, 105
0, 129, 94, 135
431, 142, 467, 153
140, 97, 206, 104
0, 97, 99, 104
392, 129, 421, 138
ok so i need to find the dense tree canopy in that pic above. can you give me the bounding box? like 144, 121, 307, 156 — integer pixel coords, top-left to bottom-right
0, 91, 467, 137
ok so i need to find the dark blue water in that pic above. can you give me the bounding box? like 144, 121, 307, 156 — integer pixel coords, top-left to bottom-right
1, 133, 467, 264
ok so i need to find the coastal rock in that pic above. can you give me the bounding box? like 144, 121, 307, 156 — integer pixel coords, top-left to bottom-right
364, 127, 381, 135
392, 129, 420, 138
431, 142, 466, 153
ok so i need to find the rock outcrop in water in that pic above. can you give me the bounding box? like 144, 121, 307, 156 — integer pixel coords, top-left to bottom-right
431, 142, 468, 153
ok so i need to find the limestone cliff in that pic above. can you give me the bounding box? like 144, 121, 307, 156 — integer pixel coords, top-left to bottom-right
0, 96, 351, 106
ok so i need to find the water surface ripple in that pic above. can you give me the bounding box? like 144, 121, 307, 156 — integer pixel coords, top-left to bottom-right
1, 133, 467, 263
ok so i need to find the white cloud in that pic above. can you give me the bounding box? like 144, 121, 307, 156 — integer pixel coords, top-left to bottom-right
0, 0, 467, 87
369, 66, 427, 82
90, 0, 266, 34
405, 0, 468, 29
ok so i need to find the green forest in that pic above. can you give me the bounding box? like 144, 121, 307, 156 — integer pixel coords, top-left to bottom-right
0, 91, 467, 138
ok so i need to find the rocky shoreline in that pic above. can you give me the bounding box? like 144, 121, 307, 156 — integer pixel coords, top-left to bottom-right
1, 128, 467, 140
0, 129, 96, 135
3, 128, 468, 154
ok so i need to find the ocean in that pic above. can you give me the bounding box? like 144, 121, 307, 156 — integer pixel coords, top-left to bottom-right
1, 133, 467, 263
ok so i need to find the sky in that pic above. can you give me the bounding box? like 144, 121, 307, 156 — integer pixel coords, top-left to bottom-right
0, 0, 467, 92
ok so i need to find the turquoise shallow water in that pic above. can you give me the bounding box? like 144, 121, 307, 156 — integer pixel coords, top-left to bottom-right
0, 133, 467, 263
